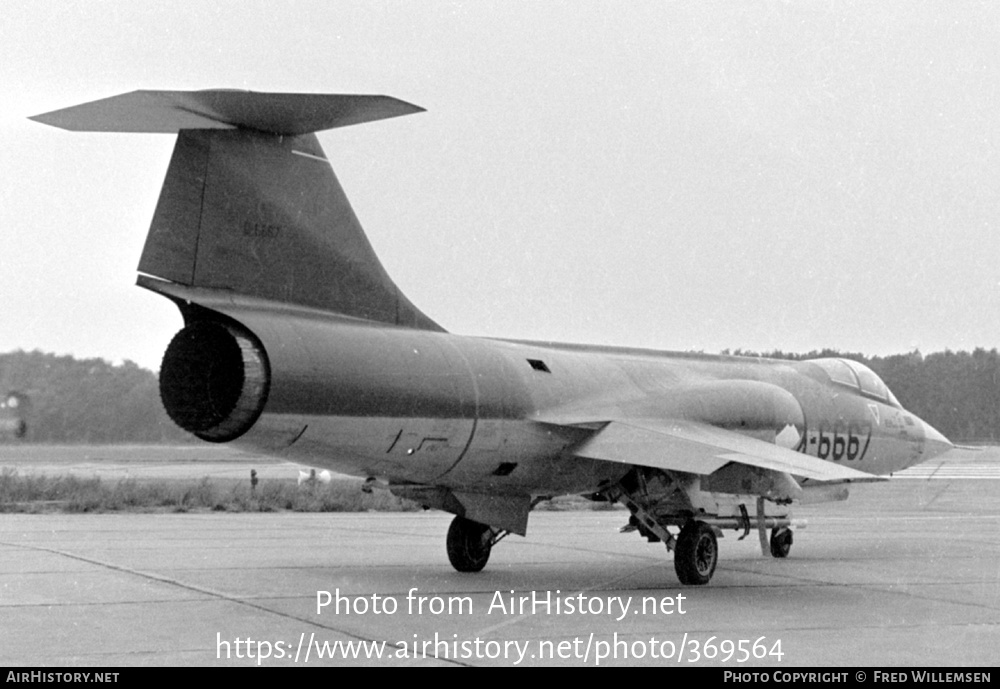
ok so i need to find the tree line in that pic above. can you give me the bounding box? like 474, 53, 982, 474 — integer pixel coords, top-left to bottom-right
1, 347, 998, 444
0, 350, 187, 443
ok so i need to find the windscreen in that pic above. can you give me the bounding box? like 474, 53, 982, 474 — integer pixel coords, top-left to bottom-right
810, 358, 902, 408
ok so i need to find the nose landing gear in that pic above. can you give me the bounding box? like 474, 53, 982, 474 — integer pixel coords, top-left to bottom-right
769, 526, 793, 558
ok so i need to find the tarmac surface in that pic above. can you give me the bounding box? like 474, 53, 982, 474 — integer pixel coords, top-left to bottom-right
1, 446, 998, 667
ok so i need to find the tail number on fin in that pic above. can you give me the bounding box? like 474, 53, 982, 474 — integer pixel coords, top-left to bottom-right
242, 221, 283, 239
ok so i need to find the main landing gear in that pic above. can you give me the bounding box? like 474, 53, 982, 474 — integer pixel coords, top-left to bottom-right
674, 521, 718, 586
446, 516, 507, 573
442, 505, 793, 582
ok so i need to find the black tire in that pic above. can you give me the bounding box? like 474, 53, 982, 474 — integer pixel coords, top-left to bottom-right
674, 521, 718, 585
770, 527, 793, 558
446, 516, 493, 573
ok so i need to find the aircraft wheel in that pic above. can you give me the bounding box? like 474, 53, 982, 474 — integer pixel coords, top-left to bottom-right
446, 516, 493, 573
769, 527, 793, 558
674, 520, 718, 585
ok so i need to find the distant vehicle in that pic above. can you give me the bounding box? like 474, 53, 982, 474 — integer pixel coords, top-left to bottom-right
0, 391, 28, 439
32, 90, 952, 585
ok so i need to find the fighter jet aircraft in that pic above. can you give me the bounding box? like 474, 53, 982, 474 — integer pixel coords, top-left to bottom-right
31, 90, 953, 584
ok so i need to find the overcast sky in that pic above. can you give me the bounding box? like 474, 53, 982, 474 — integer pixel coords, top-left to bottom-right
2, 1, 998, 371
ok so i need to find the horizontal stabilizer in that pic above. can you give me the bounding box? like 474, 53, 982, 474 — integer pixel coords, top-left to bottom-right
569, 419, 881, 483
29, 90, 424, 135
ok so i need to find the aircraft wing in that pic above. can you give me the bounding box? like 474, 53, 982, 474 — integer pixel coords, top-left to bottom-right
562, 418, 879, 483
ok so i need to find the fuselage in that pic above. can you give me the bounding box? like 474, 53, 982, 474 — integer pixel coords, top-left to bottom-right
175, 291, 949, 499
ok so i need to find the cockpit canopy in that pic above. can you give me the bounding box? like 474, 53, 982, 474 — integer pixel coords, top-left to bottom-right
809, 358, 901, 408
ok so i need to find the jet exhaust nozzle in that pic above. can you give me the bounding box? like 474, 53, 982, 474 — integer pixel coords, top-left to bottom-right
159, 320, 270, 442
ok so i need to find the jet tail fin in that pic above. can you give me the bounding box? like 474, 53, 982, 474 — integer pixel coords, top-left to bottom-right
31, 90, 441, 330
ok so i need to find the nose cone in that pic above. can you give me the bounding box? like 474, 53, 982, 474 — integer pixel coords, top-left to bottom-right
920, 419, 953, 460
